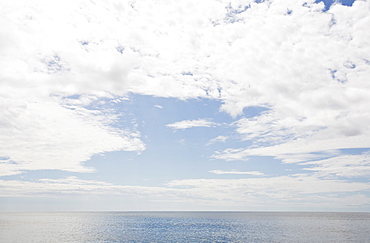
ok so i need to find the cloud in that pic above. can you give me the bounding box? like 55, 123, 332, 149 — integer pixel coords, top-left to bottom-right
167, 175, 370, 204
0, 0, 148, 175
165, 174, 370, 209
1, 0, 370, 211
1, 174, 369, 210
212, 0, 370, 166
3, 0, 370, 103
0, 177, 175, 198
0, 97, 145, 176
213, 131, 370, 163
207, 135, 228, 145
209, 170, 264, 175
302, 153, 370, 178
166, 119, 218, 129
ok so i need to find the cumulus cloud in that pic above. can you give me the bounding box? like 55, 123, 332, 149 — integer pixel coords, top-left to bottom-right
212, 0, 370, 165
166, 119, 218, 129
0, 0, 148, 175
3, 0, 370, 103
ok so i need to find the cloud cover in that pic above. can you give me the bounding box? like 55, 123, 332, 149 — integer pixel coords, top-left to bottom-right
2, 173, 369, 210
1, 0, 370, 210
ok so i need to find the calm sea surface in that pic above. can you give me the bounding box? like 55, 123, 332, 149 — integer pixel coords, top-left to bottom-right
0, 212, 369, 242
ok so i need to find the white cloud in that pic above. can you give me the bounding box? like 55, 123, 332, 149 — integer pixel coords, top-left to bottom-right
209, 170, 264, 175
0, 0, 148, 175
213, 0, 370, 165
165, 174, 370, 210
1, 0, 370, 210
0, 97, 145, 176
166, 119, 218, 130
213, 131, 370, 163
302, 153, 370, 178
1, 174, 369, 210
167, 175, 370, 201
2, 0, 370, 104
0, 177, 175, 198
207, 135, 228, 145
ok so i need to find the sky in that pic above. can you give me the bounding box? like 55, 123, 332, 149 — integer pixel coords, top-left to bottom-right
1, 0, 370, 212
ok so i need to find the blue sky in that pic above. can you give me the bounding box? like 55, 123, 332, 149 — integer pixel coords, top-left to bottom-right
1, 0, 370, 212
318, 0, 356, 10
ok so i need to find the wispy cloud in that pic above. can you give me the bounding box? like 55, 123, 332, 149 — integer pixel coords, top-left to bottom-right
167, 175, 370, 205
0, 100, 145, 176
1, 174, 370, 210
166, 119, 218, 129
207, 136, 228, 145
302, 153, 370, 178
209, 170, 264, 176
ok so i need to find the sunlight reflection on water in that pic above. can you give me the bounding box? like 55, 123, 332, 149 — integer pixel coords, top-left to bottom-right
1, 212, 369, 242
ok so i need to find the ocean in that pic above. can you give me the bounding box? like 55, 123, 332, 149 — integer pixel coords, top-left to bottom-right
0, 212, 369, 242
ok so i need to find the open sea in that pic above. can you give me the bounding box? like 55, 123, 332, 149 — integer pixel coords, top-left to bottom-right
0, 211, 369, 242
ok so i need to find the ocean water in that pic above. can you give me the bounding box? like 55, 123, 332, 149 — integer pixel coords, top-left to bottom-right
0, 212, 369, 242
